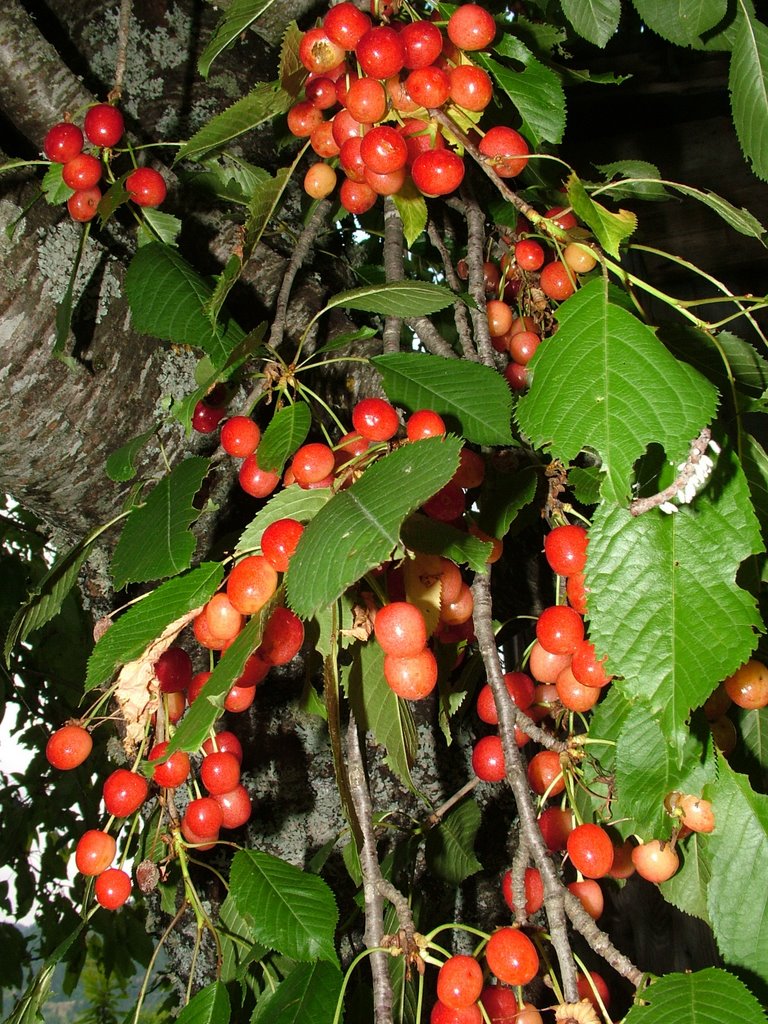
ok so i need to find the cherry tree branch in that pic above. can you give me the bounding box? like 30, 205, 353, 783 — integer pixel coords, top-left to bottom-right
629, 428, 712, 516
564, 892, 644, 986
110, 0, 133, 100
382, 196, 405, 354
461, 188, 503, 369
426, 218, 478, 362
405, 316, 458, 358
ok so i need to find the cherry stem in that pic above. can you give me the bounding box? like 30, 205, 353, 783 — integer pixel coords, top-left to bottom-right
629, 427, 712, 516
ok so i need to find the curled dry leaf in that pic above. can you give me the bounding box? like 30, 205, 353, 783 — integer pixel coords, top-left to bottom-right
341, 592, 377, 642
93, 616, 112, 643
554, 1000, 601, 1024
114, 608, 201, 753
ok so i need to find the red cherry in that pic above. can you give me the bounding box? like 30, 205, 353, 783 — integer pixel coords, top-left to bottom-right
201, 751, 241, 796
400, 20, 443, 69
299, 27, 346, 74
323, 2, 371, 49
239, 453, 280, 498
502, 866, 544, 916
154, 646, 193, 693
448, 65, 493, 112
203, 730, 244, 763
481, 986, 536, 1024
192, 399, 226, 434
400, 119, 445, 166
576, 970, 611, 1010
67, 187, 102, 222
567, 823, 614, 879
507, 332, 540, 366
291, 443, 335, 487
544, 206, 578, 230
125, 167, 167, 208
405, 66, 450, 108
446, 4, 496, 50
344, 77, 388, 124
537, 806, 574, 852
224, 681, 258, 713
571, 640, 612, 688
406, 409, 447, 440
226, 555, 279, 615
340, 178, 378, 215
103, 769, 149, 817
258, 606, 305, 665
43, 121, 84, 163
472, 735, 506, 782
383, 649, 438, 699
631, 839, 679, 882
261, 518, 304, 572
478, 126, 529, 178
287, 100, 325, 138
360, 125, 408, 174
214, 784, 253, 828
540, 261, 576, 301
485, 927, 539, 986
183, 796, 223, 839
149, 741, 190, 788
608, 838, 636, 879
306, 76, 339, 111
188, 671, 212, 704
94, 867, 132, 909
355, 26, 405, 80
567, 880, 604, 920
476, 672, 535, 725
84, 104, 124, 148
723, 658, 768, 709
536, 605, 584, 655
527, 750, 565, 798
544, 524, 588, 576
62, 153, 102, 190
514, 239, 545, 271
430, 1001, 482, 1024
75, 830, 116, 876
424, 481, 466, 523
352, 397, 399, 441
556, 664, 601, 712
375, 601, 428, 657
220, 416, 260, 457
437, 955, 483, 1010
566, 571, 588, 615
411, 149, 465, 197
453, 449, 485, 489
46, 724, 92, 770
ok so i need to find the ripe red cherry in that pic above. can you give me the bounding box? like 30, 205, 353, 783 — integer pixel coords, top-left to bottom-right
224, 682, 257, 713
154, 646, 193, 693
514, 239, 545, 271
76, 830, 117, 876
556, 664, 601, 712
406, 409, 447, 440
478, 126, 529, 178
540, 261, 576, 301
447, 4, 496, 50
352, 397, 399, 441
571, 640, 612, 688
46, 724, 92, 770
430, 1001, 482, 1024
567, 823, 614, 879
206, 593, 245, 641
536, 605, 584, 655
287, 100, 325, 138
538, 806, 574, 852
239, 454, 280, 498
504, 363, 529, 392
472, 735, 506, 782
544, 524, 588, 576
485, 927, 539, 986
149, 741, 190, 788
481, 987, 540, 1024
203, 730, 244, 763
476, 672, 535, 725
62, 153, 102, 190
125, 167, 167, 208
221, 416, 260, 457
507, 332, 540, 366
103, 769, 149, 817
527, 750, 565, 798
192, 399, 226, 434
363, 162, 408, 198
306, 76, 339, 111
214, 784, 253, 828
608, 838, 636, 879
723, 658, 768, 709
261, 518, 304, 572
405, 66, 451, 109
259, 606, 305, 665
576, 970, 611, 1010
291, 443, 335, 487
448, 65, 493, 112
631, 839, 679, 882
383, 649, 438, 699
437, 955, 484, 1010
340, 178, 378, 215
545, 206, 578, 230
323, 2, 371, 49
227, 555, 279, 615
375, 601, 427, 657
94, 867, 132, 909
84, 104, 125, 148
502, 866, 544, 916
299, 27, 346, 74
344, 77, 388, 124
411, 149, 465, 197
201, 751, 241, 795
400, 119, 446, 165
568, 879, 605, 920
67, 187, 102, 222
188, 671, 212, 703
566, 571, 588, 615
355, 26, 405, 79
400, 20, 444, 69
183, 796, 224, 839
44, 121, 83, 163
360, 125, 408, 174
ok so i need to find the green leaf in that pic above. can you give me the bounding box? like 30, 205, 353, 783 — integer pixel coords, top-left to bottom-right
476, 465, 539, 539
425, 800, 482, 884
125, 244, 245, 366
631, 0, 727, 47
623, 968, 766, 1024
665, 180, 767, 239
566, 172, 637, 257
325, 281, 458, 318
729, 8, 768, 181
734, 705, 768, 790
229, 849, 339, 964
84, 563, 224, 689
198, 0, 280, 77
140, 207, 182, 246
560, 0, 621, 46
41, 163, 73, 205
105, 428, 157, 482
251, 961, 343, 1024
660, 832, 713, 924
285, 436, 462, 618
236, 487, 332, 554
175, 83, 293, 163
176, 981, 230, 1024
587, 447, 763, 748
400, 514, 492, 571
111, 457, 210, 588
52, 222, 90, 369
166, 603, 278, 754
183, 155, 271, 206
280, 22, 307, 98
479, 47, 566, 146
342, 640, 417, 789
707, 759, 768, 984
257, 403, 312, 474
373, 353, 513, 446
567, 465, 602, 506
516, 277, 719, 503
593, 160, 668, 201
614, 705, 715, 836
392, 189, 428, 248
659, 327, 768, 404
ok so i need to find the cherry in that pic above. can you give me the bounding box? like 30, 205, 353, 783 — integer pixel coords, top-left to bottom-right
538, 806, 574, 852
544, 524, 588, 576
239, 454, 281, 498
406, 409, 446, 440
454, 448, 485, 489
570, 640, 612, 688
352, 397, 399, 441
183, 796, 223, 840
375, 601, 427, 657
478, 127, 529, 178
339, 136, 367, 182
62, 153, 102, 190
345, 77, 388, 124
214, 784, 253, 828
608, 837, 636, 879
75, 830, 116, 876
125, 167, 167, 208
487, 299, 514, 338
94, 867, 132, 909
220, 416, 260, 458
507, 332, 540, 365
44, 121, 83, 163
502, 866, 544, 916
148, 741, 190, 788
400, 120, 445, 165
355, 26, 405, 80
485, 927, 539, 986
468, 524, 503, 563
67, 187, 102, 222
191, 399, 225, 434
437, 955, 483, 1010
527, 750, 565, 798
556, 664, 601, 712
291, 443, 335, 487
566, 571, 588, 615
310, 126, 341, 161
411, 149, 465, 196
201, 751, 241, 796
723, 658, 768, 709
448, 65, 493, 112
540, 261, 575, 301
340, 178, 378, 215
424, 481, 466, 522
567, 879, 604, 919
383, 649, 438, 699
481, 989, 542, 1024
226, 555, 278, 616
306, 76, 339, 111
476, 671, 535, 725
188, 670, 212, 703
398, 20, 442, 69
323, 2, 371, 49
46, 724, 92, 770
504, 363, 529, 392
536, 605, 584, 655
514, 239, 545, 271
387, 75, 421, 114
224, 682, 258, 713
567, 823, 614, 879
447, 4, 496, 50
258, 606, 305, 665
709, 714, 737, 755
84, 104, 124, 148
287, 100, 324, 138
563, 242, 597, 274
703, 683, 732, 720
154, 646, 193, 693
299, 27, 346, 74
472, 734, 506, 782
529, 643, 572, 686
440, 583, 474, 625
679, 794, 716, 833
405, 66, 451, 109
430, 1001, 482, 1024
103, 768, 149, 817
203, 730, 244, 763
360, 126, 408, 174
576, 970, 611, 1010
544, 206, 577, 230
331, 107, 364, 148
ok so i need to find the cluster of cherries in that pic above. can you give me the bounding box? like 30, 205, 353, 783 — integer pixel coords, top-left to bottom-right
290, 1, 530, 212
43, 102, 167, 223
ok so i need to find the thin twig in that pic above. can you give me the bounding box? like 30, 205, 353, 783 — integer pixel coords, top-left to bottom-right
471, 572, 579, 1002
110, 0, 133, 100
564, 892, 644, 987
426, 219, 478, 362
424, 777, 480, 828
629, 428, 712, 516
462, 187, 501, 369
382, 196, 404, 354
